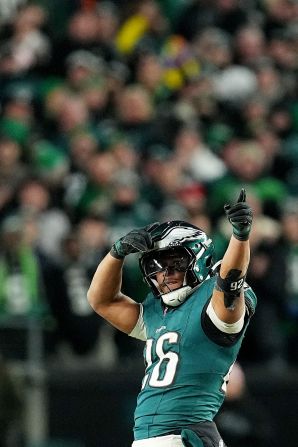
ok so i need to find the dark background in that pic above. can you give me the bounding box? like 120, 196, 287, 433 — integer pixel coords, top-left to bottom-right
47, 365, 297, 447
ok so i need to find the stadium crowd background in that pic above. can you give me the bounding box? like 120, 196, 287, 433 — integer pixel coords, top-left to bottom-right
0, 0, 298, 445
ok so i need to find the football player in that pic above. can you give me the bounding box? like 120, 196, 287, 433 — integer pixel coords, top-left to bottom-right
88, 189, 255, 447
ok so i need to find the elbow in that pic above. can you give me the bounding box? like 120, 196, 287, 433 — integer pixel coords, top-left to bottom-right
87, 287, 98, 312
87, 287, 105, 316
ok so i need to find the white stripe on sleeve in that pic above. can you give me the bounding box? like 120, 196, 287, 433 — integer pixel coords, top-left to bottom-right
129, 304, 147, 341
206, 301, 245, 334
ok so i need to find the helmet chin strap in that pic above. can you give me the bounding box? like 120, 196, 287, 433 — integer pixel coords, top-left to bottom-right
159, 270, 192, 307
161, 281, 203, 307
161, 286, 192, 307
151, 269, 195, 307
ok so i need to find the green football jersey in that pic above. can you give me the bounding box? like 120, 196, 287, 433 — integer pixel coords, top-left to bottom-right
134, 276, 257, 440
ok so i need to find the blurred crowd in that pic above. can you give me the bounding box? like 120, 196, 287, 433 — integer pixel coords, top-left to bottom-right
0, 0, 298, 376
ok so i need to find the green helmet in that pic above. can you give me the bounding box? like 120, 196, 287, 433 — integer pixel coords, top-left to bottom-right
140, 220, 215, 307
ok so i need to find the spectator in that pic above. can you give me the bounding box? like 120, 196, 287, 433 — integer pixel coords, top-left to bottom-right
0, 4, 50, 76
140, 144, 174, 212
0, 213, 59, 360
176, 183, 207, 219
192, 27, 232, 72
262, 0, 298, 39
0, 137, 29, 220
135, 52, 171, 103
0, 214, 47, 318
45, 221, 108, 359
0, 85, 37, 150
49, 5, 120, 76
176, 0, 250, 40
209, 139, 288, 220
108, 169, 155, 238
16, 178, 71, 262
65, 49, 106, 93
234, 25, 267, 67
115, 84, 158, 153
115, 0, 169, 56
173, 124, 227, 184
68, 151, 117, 221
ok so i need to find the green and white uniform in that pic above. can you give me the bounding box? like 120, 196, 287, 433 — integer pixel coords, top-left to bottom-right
130, 276, 257, 441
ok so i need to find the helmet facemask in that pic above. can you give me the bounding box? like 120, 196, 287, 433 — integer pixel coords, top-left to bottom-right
139, 221, 215, 307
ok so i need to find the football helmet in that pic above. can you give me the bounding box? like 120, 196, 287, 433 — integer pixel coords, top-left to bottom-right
139, 220, 215, 307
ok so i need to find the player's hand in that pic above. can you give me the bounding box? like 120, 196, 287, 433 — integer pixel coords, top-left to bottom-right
224, 189, 253, 241
110, 222, 160, 259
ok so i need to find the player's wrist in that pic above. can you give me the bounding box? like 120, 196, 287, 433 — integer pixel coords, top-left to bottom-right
110, 241, 126, 259
232, 227, 250, 241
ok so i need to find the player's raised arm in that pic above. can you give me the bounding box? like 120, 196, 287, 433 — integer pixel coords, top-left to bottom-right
87, 222, 159, 334
211, 189, 253, 324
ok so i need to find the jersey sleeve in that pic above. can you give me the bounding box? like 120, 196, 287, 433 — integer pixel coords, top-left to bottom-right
128, 304, 147, 341
201, 280, 257, 347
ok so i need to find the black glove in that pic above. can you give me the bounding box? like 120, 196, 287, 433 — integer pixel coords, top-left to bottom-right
110, 222, 160, 259
224, 189, 253, 241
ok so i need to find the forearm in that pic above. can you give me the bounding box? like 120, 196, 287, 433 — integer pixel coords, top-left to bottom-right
86, 223, 159, 332
212, 189, 253, 324
212, 236, 249, 322
87, 253, 124, 310
220, 235, 250, 278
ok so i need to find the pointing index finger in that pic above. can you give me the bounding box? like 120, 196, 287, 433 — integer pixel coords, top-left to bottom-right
237, 188, 246, 203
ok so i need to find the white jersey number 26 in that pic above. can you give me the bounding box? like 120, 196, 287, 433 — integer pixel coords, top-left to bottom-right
142, 332, 179, 388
